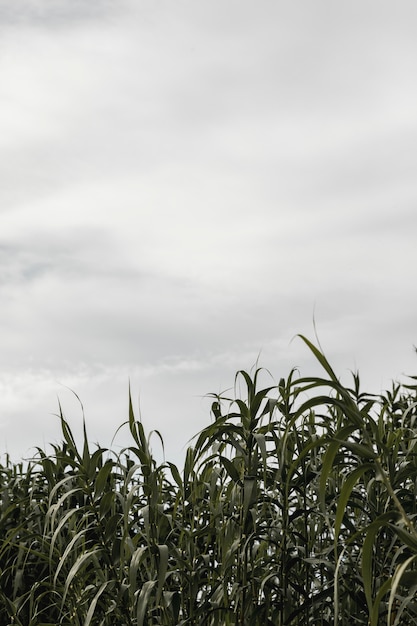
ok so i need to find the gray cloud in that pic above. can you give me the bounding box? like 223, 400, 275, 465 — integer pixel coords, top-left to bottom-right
0, 0, 120, 27
0, 1, 416, 463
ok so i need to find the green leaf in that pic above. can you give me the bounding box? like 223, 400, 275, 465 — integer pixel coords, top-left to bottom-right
99, 490, 115, 519
334, 464, 374, 542
362, 513, 398, 615
297, 335, 338, 382
389, 523, 417, 552
84, 581, 113, 626
334, 439, 378, 459
61, 548, 103, 610
370, 577, 392, 626
137, 580, 156, 626
167, 462, 183, 489
156, 544, 169, 604
388, 555, 417, 625
219, 455, 241, 484
94, 460, 114, 500
318, 425, 356, 512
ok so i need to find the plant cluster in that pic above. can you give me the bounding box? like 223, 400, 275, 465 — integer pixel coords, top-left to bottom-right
1, 336, 417, 625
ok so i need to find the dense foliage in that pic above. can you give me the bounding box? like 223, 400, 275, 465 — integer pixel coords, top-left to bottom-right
1, 336, 417, 625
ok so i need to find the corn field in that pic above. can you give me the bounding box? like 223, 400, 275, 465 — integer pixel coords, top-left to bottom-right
1, 336, 417, 625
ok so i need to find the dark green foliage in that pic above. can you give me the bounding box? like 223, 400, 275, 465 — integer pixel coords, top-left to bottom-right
1, 336, 417, 624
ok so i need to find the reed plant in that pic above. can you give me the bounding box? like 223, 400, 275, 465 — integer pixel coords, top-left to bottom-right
1, 336, 417, 624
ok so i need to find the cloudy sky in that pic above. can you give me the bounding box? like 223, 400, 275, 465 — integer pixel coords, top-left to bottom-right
1, 0, 416, 464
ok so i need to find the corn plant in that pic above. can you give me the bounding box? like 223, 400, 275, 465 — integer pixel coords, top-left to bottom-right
0, 336, 417, 624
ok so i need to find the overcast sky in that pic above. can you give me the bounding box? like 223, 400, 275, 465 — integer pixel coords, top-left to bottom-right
1, 0, 416, 464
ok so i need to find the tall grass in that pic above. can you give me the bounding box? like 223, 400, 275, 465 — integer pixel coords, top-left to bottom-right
1, 336, 417, 624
